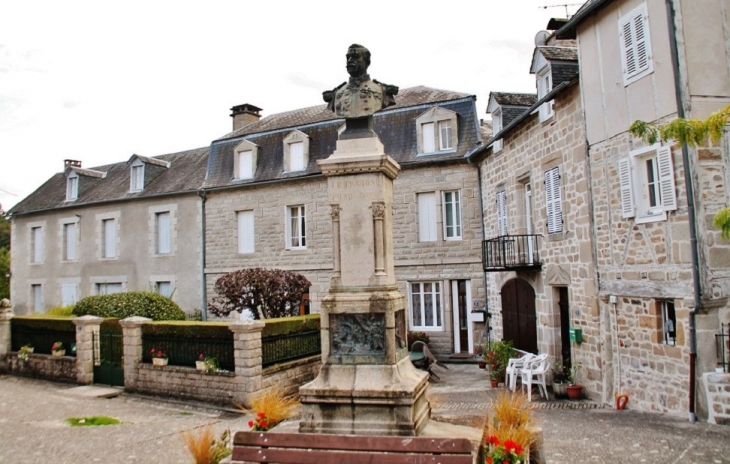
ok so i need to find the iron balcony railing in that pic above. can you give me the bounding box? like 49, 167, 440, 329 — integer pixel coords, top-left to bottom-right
482, 234, 543, 272
717, 323, 729, 373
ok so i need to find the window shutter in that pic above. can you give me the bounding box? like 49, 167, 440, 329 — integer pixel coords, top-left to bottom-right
290, 142, 304, 171
493, 112, 503, 152
104, 219, 116, 258
32, 227, 43, 262
418, 193, 437, 242
656, 146, 677, 212
422, 123, 435, 153
238, 150, 253, 178
61, 283, 77, 306
545, 167, 563, 234
619, 4, 653, 84
66, 223, 76, 260
497, 190, 507, 236
618, 157, 636, 218
237, 211, 255, 253
157, 212, 171, 254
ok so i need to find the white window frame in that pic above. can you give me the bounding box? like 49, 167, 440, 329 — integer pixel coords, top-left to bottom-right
442, 190, 462, 240
660, 299, 676, 346
545, 166, 564, 234
66, 174, 79, 201
156, 211, 171, 254
96, 282, 123, 295
289, 142, 305, 172
409, 281, 444, 331
619, 2, 653, 86
130, 161, 144, 192
283, 131, 309, 173
30, 226, 43, 264
63, 222, 77, 261
237, 210, 255, 254
31, 284, 43, 312
237, 150, 254, 179
102, 218, 117, 259
156, 281, 173, 298
286, 205, 306, 250
496, 190, 508, 236
619, 144, 677, 224
416, 106, 458, 155
492, 109, 503, 153
417, 192, 438, 242
422, 123, 436, 153
537, 68, 554, 121
438, 120, 454, 151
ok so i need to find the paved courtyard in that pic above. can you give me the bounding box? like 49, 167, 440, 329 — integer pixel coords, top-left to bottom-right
1, 365, 730, 463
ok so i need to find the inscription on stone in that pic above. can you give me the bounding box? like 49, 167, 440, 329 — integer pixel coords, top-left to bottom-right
330, 313, 385, 355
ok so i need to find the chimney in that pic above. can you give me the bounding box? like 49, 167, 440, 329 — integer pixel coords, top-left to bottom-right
230, 104, 262, 131
64, 159, 82, 169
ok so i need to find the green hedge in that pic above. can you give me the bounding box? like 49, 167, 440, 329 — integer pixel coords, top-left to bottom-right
262, 314, 320, 338
142, 321, 231, 339
11, 316, 76, 332
72, 292, 186, 321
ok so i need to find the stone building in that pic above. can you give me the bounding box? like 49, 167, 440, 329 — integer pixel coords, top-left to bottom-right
7, 150, 209, 314
203, 87, 486, 355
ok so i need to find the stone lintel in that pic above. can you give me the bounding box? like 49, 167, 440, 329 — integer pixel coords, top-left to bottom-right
119, 316, 152, 328
73, 315, 104, 326
318, 153, 401, 180
229, 320, 265, 333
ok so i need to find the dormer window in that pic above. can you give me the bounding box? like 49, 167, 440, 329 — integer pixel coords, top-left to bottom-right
130, 161, 144, 192
492, 109, 503, 152
283, 130, 310, 173
233, 139, 258, 180
66, 174, 78, 201
416, 106, 459, 155
537, 68, 554, 121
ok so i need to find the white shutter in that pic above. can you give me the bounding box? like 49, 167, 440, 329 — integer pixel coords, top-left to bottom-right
290, 142, 304, 171
104, 219, 116, 258
418, 193, 437, 242
32, 227, 43, 263
61, 283, 77, 306
32, 284, 42, 311
545, 167, 563, 234
656, 146, 677, 212
422, 123, 435, 153
619, 4, 653, 85
493, 112, 503, 152
238, 150, 253, 179
237, 211, 255, 253
618, 157, 636, 218
66, 223, 76, 260
157, 212, 171, 254
497, 190, 507, 236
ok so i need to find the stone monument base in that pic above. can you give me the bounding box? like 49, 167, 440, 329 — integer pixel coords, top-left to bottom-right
299, 356, 430, 436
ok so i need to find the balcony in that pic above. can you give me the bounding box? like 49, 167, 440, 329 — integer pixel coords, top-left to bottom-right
482, 234, 543, 272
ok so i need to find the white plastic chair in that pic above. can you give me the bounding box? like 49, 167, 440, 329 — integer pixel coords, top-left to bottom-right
521, 355, 551, 401
505, 353, 535, 391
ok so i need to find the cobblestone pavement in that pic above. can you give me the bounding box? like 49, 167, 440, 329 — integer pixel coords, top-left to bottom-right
2, 365, 730, 463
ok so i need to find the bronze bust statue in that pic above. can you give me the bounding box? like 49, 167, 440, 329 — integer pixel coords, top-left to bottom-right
323, 44, 398, 121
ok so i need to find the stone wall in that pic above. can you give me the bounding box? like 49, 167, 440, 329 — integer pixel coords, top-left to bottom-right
132, 364, 237, 405
704, 372, 730, 425
262, 355, 322, 398
4, 352, 77, 383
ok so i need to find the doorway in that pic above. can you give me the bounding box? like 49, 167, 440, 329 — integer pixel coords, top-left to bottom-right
451, 280, 473, 353
558, 287, 572, 368
500, 278, 537, 353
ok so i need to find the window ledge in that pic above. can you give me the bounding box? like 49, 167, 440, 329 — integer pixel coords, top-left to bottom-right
545, 231, 568, 242
410, 327, 444, 332
417, 149, 457, 157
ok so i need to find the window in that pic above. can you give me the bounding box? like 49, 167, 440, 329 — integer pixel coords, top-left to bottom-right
237, 150, 253, 179
66, 174, 78, 201
438, 121, 453, 150
416, 106, 459, 155
156, 212, 171, 254
237, 210, 255, 254
537, 69, 554, 121
545, 166, 563, 234
619, 3, 653, 86
619, 144, 677, 224
290, 142, 305, 172
96, 282, 123, 295
63, 223, 77, 261
496, 190, 508, 236
283, 131, 309, 172
30, 226, 43, 263
286, 205, 306, 249
102, 219, 116, 258
130, 162, 144, 192
442, 190, 462, 240
422, 123, 436, 153
31, 284, 42, 312
492, 109, 503, 152
660, 299, 676, 346
61, 283, 78, 306
156, 281, 172, 298
409, 282, 443, 330
417, 192, 437, 242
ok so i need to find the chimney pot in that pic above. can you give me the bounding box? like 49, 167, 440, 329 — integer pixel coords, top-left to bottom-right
231, 103, 263, 131
64, 159, 82, 169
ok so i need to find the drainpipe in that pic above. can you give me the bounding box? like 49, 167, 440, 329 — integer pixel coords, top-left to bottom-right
470, 147, 491, 350
666, 0, 701, 423
197, 189, 208, 321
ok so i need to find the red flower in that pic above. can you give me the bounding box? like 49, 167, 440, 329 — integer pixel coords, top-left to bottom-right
199, 353, 205, 360
248, 421, 254, 427
503, 439, 524, 456
502, 461, 509, 464
257, 412, 266, 419
486, 458, 493, 464
260, 421, 268, 428
486, 435, 499, 446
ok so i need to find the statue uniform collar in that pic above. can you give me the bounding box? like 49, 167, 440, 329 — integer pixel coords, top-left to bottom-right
347, 74, 371, 88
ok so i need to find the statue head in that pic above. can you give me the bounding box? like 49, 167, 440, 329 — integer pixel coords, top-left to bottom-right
346, 44, 370, 78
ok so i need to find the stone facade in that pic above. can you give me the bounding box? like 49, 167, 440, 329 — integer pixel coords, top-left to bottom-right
4, 352, 77, 382
704, 372, 730, 425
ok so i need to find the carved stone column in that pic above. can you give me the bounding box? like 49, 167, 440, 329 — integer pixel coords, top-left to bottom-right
73, 315, 103, 385
371, 202, 386, 275
330, 205, 342, 282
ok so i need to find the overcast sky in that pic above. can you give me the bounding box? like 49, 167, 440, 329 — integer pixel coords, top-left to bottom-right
0, 0, 582, 211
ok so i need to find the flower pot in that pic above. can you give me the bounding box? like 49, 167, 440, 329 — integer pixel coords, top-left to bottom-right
196, 361, 206, 370
52, 350, 65, 357
26, 347, 34, 354
152, 357, 169, 366
478, 361, 487, 369
552, 382, 568, 398
566, 384, 583, 400
490, 379, 499, 388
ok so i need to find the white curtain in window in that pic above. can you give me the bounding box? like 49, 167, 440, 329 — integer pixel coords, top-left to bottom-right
418, 193, 437, 242
157, 212, 171, 254
237, 210, 254, 253
238, 150, 253, 179
422, 123, 435, 153
439, 121, 453, 150
98, 283, 122, 295
443, 191, 461, 239
288, 205, 305, 248
410, 282, 442, 329
157, 282, 172, 298
61, 283, 77, 306
290, 142, 305, 171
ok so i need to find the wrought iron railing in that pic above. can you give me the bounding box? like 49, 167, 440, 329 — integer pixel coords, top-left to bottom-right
717, 323, 729, 373
10, 322, 77, 357
143, 335, 235, 371
482, 234, 543, 272
262, 329, 321, 367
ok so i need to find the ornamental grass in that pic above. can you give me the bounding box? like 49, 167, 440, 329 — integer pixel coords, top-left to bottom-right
482, 390, 536, 463
237, 383, 299, 430
180, 425, 231, 464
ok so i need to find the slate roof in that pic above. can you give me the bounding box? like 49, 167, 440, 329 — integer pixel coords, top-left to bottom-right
556, 0, 611, 39
205, 86, 478, 189
491, 93, 537, 107
9, 147, 209, 216
537, 46, 578, 61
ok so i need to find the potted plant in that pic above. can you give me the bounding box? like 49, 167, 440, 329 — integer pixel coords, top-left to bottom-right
203, 356, 220, 373
18, 344, 34, 363
485, 340, 515, 387
196, 353, 206, 370
552, 360, 570, 398
475, 345, 487, 369
51, 342, 66, 357
566, 362, 583, 400
150, 348, 169, 366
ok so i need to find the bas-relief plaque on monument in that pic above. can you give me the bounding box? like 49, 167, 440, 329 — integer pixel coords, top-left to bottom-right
329, 177, 382, 203
330, 313, 385, 355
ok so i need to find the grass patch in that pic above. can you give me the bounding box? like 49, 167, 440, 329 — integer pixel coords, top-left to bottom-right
66, 416, 121, 427
179, 412, 193, 416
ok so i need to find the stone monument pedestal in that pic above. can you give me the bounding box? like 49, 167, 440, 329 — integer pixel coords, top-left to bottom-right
299, 136, 430, 436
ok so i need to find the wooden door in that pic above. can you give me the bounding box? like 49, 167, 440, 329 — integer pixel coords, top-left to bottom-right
456, 280, 469, 352
500, 278, 537, 353
558, 287, 572, 368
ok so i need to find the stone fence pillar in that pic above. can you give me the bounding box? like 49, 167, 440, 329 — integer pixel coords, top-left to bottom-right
229, 320, 265, 407
0, 299, 12, 358
73, 316, 103, 385
120, 316, 151, 391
